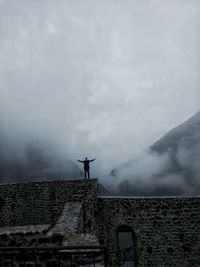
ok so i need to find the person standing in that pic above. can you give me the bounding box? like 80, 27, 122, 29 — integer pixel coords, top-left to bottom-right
77, 157, 96, 179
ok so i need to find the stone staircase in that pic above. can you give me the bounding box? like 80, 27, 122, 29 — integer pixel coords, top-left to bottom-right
49, 201, 99, 246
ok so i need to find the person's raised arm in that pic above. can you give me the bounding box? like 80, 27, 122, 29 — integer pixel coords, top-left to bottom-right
89, 159, 96, 162
77, 160, 84, 163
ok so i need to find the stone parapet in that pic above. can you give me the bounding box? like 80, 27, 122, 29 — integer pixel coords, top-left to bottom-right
0, 178, 98, 227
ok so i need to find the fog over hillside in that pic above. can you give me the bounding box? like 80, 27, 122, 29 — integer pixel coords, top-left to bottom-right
0, 1, 199, 194
111, 111, 200, 196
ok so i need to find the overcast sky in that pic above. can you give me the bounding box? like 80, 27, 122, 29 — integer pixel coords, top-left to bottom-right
0, 0, 199, 178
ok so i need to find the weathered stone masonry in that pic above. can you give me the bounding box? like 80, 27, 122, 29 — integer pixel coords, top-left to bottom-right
0, 179, 200, 267
95, 196, 200, 267
0, 179, 98, 227
0, 179, 99, 248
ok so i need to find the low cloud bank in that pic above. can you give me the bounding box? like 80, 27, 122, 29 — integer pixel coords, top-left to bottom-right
107, 140, 200, 196
0, 126, 82, 183
0, 119, 199, 196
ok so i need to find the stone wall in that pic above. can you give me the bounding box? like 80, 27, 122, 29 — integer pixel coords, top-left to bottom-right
95, 196, 200, 267
0, 179, 98, 227
1, 179, 200, 267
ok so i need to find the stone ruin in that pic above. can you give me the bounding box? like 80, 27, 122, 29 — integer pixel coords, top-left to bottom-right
0, 178, 200, 266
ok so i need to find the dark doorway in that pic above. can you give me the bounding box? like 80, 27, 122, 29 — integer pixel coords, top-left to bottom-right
117, 225, 137, 267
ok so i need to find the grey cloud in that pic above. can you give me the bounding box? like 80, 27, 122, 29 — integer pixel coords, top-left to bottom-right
111, 111, 200, 196
0, 1, 199, 190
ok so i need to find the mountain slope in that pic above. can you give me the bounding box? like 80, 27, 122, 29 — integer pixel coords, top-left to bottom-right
111, 111, 200, 196
151, 111, 200, 154
151, 111, 200, 179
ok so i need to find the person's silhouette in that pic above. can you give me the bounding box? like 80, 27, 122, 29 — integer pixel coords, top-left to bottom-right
77, 157, 96, 179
